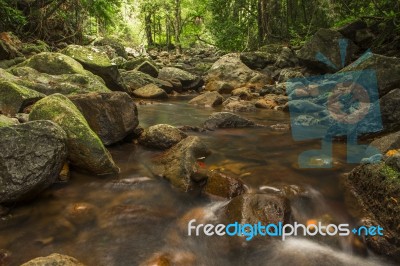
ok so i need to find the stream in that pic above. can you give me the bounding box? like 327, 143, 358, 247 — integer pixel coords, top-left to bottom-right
0, 96, 395, 265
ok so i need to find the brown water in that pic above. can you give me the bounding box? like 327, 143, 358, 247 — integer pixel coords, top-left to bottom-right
0, 97, 395, 265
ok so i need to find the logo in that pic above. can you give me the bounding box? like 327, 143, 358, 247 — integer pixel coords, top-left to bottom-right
287, 41, 383, 168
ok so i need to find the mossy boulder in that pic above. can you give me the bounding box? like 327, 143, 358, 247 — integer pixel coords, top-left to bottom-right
20, 40, 50, 56
0, 115, 18, 127
158, 67, 203, 91
62, 45, 127, 92
344, 162, 400, 260
121, 70, 172, 95
93, 37, 128, 59
29, 94, 119, 175
9, 66, 110, 95
0, 80, 45, 115
132, 84, 168, 99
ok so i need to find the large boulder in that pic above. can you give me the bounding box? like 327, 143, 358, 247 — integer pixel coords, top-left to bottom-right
204, 171, 247, 199
0, 80, 44, 115
343, 162, 400, 260
29, 94, 119, 175
158, 67, 203, 91
188, 91, 224, 107
7, 66, 110, 95
222, 193, 291, 225
69, 92, 138, 145
340, 52, 400, 97
62, 45, 127, 92
369, 131, 400, 154
136, 61, 159, 78
0, 121, 67, 204
132, 84, 168, 99
203, 112, 258, 130
152, 136, 211, 192
380, 89, 400, 132
240, 51, 278, 69
21, 253, 85, 266
139, 124, 187, 150
297, 29, 358, 72
205, 53, 272, 93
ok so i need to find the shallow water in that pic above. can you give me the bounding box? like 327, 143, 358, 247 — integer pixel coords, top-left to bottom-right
0, 97, 395, 265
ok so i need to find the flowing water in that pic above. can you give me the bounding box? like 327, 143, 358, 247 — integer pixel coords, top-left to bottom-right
0, 96, 395, 265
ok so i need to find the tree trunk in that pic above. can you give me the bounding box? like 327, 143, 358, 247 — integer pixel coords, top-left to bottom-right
174, 0, 182, 54
257, 0, 269, 46
145, 13, 154, 46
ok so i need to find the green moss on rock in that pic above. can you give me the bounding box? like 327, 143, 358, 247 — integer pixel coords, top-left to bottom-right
0, 115, 18, 127
62, 45, 112, 68
29, 94, 119, 175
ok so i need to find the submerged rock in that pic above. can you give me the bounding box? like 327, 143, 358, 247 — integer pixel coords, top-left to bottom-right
21, 253, 85, 266
203, 112, 258, 130
29, 94, 119, 175
0, 121, 67, 204
132, 84, 168, 99
139, 124, 187, 150
0, 80, 44, 116
152, 136, 211, 192
69, 92, 138, 145
188, 91, 224, 107
62, 45, 126, 92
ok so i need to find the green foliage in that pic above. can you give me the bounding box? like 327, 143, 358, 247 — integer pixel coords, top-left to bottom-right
0, 0, 26, 32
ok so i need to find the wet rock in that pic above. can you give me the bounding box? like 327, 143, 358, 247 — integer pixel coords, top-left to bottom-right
139, 124, 187, 150
380, 89, 400, 132
288, 100, 324, 113
204, 171, 247, 199
7, 66, 110, 95
255, 98, 277, 109
0, 121, 67, 204
29, 94, 119, 175
223, 193, 291, 224
69, 92, 138, 145
340, 52, 400, 96
158, 67, 203, 91
64, 202, 98, 226
259, 84, 286, 96
62, 45, 127, 92
21, 253, 85, 266
188, 91, 224, 107
297, 29, 358, 72
0, 80, 44, 116
223, 101, 257, 112
0, 115, 18, 127
93, 37, 128, 59
203, 112, 258, 129
140, 251, 196, 266
343, 162, 400, 261
132, 84, 168, 99
152, 136, 211, 192
136, 61, 159, 78
205, 54, 272, 93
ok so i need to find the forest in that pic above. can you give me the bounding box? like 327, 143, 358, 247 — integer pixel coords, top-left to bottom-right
1, 0, 399, 52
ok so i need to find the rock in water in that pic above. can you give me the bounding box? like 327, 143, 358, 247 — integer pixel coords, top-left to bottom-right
62, 45, 127, 92
297, 29, 358, 73
21, 253, 85, 266
29, 94, 119, 175
204, 171, 247, 199
158, 67, 203, 91
188, 91, 224, 107
132, 84, 168, 99
223, 193, 291, 225
203, 112, 258, 129
69, 92, 138, 145
0, 121, 67, 204
0, 80, 44, 116
139, 124, 187, 150
152, 136, 211, 192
